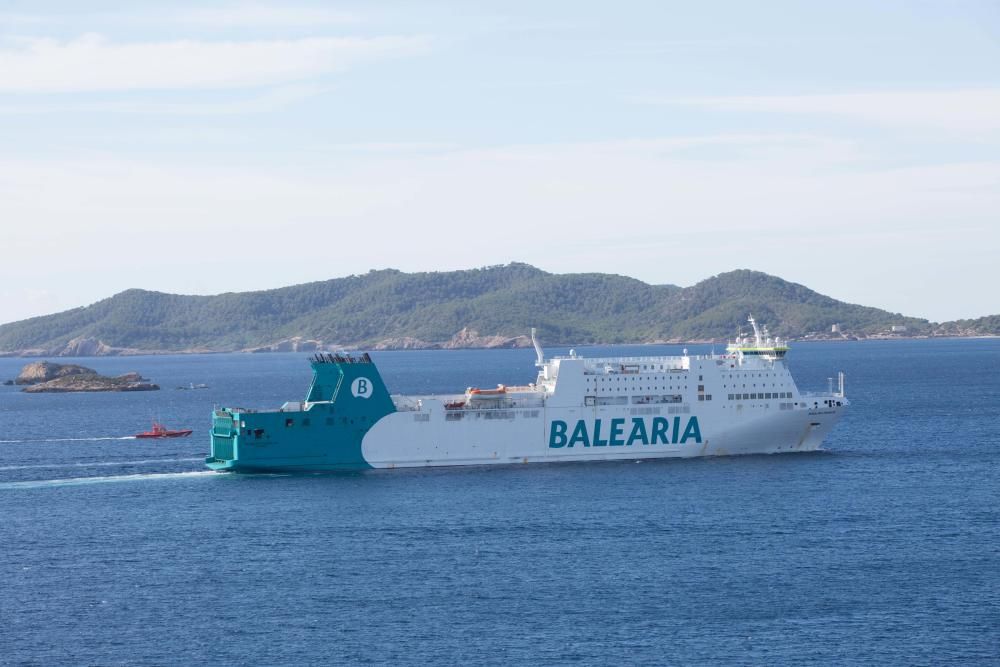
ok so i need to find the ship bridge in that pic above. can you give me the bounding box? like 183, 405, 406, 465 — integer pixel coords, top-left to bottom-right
726, 314, 789, 362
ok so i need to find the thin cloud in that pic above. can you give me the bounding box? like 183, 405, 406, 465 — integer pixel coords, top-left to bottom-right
0, 84, 329, 115
168, 5, 362, 28
636, 89, 1000, 132
0, 33, 430, 93
321, 142, 460, 154
0, 5, 362, 30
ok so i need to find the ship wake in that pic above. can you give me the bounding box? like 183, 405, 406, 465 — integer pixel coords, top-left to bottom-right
0, 470, 216, 490
0, 436, 138, 444
0, 457, 203, 472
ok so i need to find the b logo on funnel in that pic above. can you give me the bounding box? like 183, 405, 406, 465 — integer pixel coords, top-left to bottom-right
351, 377, 373, 398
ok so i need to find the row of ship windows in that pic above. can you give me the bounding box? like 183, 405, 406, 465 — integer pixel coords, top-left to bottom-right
594, 387, 687, 392
723, 402, 796, 411
728, 392, 793, 400
589, 365, 684, 371
444, 410, 542, 422
586, 395, 683, 406
245, 415, 369, 433
629, 406, 693, 415
588, 377, 685, 382
589, 375, 787, 385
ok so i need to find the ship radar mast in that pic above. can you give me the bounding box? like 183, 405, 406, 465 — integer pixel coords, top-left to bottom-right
728, 314, 789, 361
748, 314, 763, 347
531, 327, 545, 367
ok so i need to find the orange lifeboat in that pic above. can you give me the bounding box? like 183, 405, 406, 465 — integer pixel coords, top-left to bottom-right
466, 384, 507, 399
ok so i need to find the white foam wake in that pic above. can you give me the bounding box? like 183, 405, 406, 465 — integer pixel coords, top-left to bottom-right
0, 457, 203, 472
0, 436, 137, 444
0, 470, 217, 490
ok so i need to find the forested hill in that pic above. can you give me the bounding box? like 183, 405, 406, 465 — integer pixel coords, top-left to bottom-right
0, 263, 982, 356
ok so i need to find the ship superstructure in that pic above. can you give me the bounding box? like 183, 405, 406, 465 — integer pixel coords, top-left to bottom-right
206, 317, 847, 472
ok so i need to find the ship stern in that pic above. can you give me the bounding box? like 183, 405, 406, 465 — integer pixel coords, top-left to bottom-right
205, 409, 239, 470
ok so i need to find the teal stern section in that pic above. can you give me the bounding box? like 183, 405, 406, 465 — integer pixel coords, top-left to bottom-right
205, 353, 396, 472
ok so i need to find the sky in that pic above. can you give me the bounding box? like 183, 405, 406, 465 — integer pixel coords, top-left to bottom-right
1, 1, 998, 325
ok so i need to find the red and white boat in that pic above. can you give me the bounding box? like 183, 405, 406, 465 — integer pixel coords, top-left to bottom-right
135, 421, 193, 439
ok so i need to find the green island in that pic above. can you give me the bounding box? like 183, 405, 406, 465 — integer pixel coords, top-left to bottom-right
0, 263, 995, 357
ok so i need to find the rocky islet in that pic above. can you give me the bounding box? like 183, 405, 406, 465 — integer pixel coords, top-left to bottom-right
11, 361, 159, 393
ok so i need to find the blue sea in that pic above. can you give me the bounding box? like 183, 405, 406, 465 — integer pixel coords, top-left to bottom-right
1, 340, 998, 665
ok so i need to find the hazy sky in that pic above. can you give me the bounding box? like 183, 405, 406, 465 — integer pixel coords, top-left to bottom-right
1, 1, 998, 325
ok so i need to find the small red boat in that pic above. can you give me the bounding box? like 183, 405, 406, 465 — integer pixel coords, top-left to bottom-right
135, 421, 193, 439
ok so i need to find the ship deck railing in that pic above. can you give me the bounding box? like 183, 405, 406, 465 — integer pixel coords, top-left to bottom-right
391, 394, 546, 412
500, 384, 540, 393
799, 391, 847, 400
558, 354, 705, 363
569, 354, 726, 368
220, 400, 317, 414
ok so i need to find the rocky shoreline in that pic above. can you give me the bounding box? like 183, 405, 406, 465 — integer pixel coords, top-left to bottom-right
0, 331, 995, 359
8, 361, 159, 393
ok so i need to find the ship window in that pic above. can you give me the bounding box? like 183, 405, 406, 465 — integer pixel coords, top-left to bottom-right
706, 395, 712, 401
698, 375, 703, 381
254, 429, 264, 439
743, 393, 749, 400
698, 395, 704, 401
285, 418, 294, 427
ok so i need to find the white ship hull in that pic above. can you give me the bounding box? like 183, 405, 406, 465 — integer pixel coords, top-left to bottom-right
362, 401, 844, 469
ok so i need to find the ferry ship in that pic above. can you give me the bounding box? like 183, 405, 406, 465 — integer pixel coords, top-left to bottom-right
205, 316, 848, 472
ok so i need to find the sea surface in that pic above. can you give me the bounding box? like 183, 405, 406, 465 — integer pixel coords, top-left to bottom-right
1, 340, 998, 665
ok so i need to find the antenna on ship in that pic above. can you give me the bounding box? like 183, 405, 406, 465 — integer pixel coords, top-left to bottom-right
748, 314, 763, 347
531, 327, 545, 367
